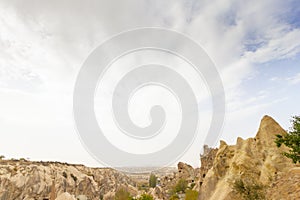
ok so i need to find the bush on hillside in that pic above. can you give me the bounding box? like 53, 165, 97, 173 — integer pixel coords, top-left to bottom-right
184, 189, 198, 200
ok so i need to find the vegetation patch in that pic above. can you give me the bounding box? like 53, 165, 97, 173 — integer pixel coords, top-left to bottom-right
275, 115, 300, 163
232, 178, 265, 200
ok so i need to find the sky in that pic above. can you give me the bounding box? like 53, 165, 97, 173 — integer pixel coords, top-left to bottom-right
0, 0, 300, 167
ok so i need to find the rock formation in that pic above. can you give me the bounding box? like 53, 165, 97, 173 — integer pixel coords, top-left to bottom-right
198, 115, 300, 200
198, 145, 218, 190
0, 160, 137, 200
177, 162, 196, 185
148, 186, 164, 200
157, 162, 200, 199
0, 115, 298, 200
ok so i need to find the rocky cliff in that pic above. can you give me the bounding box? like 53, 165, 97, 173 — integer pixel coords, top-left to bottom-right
0, 160, 137, 200
198, 115, 300, 200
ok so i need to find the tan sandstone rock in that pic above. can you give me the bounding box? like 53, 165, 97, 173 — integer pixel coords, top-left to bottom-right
0, 160, 137, 200
198, 115, 297, 200
55, 192, 76, 200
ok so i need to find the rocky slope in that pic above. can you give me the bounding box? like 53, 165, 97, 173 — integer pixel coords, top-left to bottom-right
198, 115, 300, 200
0, 158, 195, 200
0, 115, 298, 200
150, 162, 200, 199
0, 160, 137, 200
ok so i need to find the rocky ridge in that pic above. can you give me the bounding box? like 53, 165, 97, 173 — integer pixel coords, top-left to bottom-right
0, 160, 137, 200
198, 115, 300, 200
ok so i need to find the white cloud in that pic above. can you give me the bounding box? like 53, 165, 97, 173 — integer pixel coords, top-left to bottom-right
268, 73, 300, 85
287, 73, 300, 85
244, 29, 300, 63
0, 0, 299, 166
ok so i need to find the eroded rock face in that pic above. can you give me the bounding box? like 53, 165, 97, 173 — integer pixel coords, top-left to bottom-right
177, 162, 196, 184
0, 160, 136, 200
267, 166, 300, 200
148, 186, 165, 200
198, 115, 299, 200
156, 162, 199, 199
55, 192, 76, 200
198, 145, 218, 191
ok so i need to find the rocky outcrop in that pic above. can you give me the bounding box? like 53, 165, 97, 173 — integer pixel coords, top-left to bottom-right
0, 160, 137, 200
198, 145, 218, 191
267, 166, 300, 200
148, 186, 165, 200
177, 162, 196, 184
55, 192, 76, 200
157, 162, 199, 199
198, 115, 298, 200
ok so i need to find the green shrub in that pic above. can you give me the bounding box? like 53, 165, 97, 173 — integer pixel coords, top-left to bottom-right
233, 179, 265, 200
184, 190, 198, 200
190, 182, 196, 189
115, 188, 131, 200
174, 179, 188, 193
169, 194, 179, 200
137, 194, 154, 200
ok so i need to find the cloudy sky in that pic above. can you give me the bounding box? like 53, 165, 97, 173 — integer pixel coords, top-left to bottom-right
0, 0, 300, 167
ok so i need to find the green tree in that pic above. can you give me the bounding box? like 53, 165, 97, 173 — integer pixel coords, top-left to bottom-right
149, 174, 157, 188
275, 115, 300, 163
184, 190, 198, 200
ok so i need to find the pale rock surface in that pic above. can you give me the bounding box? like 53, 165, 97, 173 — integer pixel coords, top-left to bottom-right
198, 115, 298, 200
103, 191, 115, 200
158, 162, 199, 199
55, 192, 76, 200
0, 160, 136, 200
149, 186, 164, 200
266, 166, 300, 200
